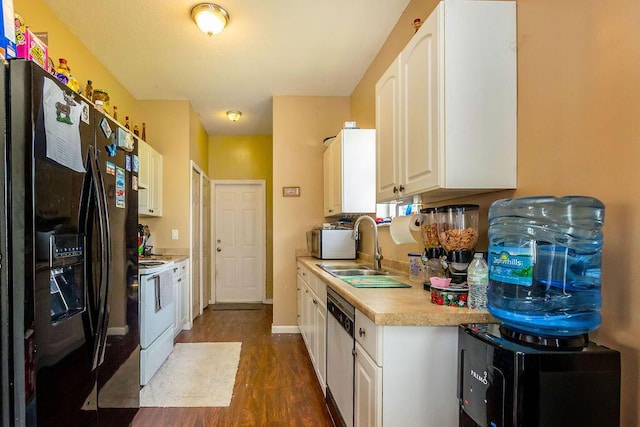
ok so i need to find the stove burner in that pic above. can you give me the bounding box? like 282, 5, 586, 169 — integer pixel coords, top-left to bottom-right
499, 324, 588, 351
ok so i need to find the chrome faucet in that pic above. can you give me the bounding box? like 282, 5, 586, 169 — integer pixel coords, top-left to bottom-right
352, 215, 383, 271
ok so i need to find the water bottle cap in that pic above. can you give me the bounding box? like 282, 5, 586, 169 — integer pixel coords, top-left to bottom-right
474, 252, 483, 258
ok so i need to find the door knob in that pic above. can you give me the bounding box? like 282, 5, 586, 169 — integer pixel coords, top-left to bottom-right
216, 247, 222, 252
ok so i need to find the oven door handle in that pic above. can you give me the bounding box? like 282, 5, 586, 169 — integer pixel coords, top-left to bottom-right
154, 275, 162, 312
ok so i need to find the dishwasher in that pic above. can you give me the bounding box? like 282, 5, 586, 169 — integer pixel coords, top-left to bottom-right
326, 287, 355, 427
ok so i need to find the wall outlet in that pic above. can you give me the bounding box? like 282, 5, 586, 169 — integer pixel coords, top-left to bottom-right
171, 229, 179, 240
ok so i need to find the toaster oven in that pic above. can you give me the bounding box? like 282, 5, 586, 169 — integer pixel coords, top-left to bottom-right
307, 228, 356, 260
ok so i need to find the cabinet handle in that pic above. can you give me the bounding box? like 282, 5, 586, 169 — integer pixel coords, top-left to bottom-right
177, 278, 182, 282
393, 185, 398, 194
352, 348, 357, 357
359, 327, 366, 337
173, 268, 178, 273
329, 209, 333, 213
312, 299, 318, 305
398, 185, 405, 192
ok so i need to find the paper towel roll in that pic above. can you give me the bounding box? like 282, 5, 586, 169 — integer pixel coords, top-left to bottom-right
390, 214, 422, 244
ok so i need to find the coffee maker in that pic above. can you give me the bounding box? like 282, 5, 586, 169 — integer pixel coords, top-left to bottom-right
436, 204, 479, 284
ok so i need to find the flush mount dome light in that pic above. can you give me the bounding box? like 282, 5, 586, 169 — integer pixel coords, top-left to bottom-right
191, 3, 230, 36
226, 110, 242, 122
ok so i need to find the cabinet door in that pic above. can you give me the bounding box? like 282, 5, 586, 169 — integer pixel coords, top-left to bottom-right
330, 140, 342, 214
399, 7, 441, 197
323, 139, 342, 216
315, 300, 327, 393
296, 273, 304, 328
138, 140, 151, 189
375, 56, 401, 202
323, 145, 335, 216
138, 141, 163, 217
138, 140, 151, 214
303, 286, 316, 364
150, 149, 163, 216
180, 269, 189, 328
354, 342, 382, 427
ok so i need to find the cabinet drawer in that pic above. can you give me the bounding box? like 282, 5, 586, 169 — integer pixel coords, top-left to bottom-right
355, 309, 382, 365
297, 263, 310, 284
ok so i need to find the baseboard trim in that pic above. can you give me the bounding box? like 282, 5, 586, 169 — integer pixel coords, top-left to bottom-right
271, 325, 301, 334
107, 325, 129, 336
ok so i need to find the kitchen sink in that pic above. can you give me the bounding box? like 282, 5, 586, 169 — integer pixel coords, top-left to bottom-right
330, 269, 389, 276
318, 264, 389, 277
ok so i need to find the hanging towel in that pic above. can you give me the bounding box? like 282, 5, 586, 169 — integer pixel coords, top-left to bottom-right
158, 269, 175, 309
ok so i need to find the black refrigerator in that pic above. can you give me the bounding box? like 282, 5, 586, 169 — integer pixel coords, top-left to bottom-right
0, 59, 140, 426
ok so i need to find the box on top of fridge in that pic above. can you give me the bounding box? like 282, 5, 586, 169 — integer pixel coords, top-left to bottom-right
0, 0, 16, 59
16, 25, 48, 70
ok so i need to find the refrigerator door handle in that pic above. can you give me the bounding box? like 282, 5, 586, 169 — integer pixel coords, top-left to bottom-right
79, 150, 98, 338
93, 153, 112, 368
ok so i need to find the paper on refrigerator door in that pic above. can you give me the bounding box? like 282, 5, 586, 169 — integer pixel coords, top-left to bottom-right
42, 77, 85, 173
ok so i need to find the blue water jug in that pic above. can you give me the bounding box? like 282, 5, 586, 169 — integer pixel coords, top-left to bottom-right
487, 196, 605, 338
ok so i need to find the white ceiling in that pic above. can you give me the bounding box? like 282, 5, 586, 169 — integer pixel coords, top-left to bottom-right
42, 0, 412, 136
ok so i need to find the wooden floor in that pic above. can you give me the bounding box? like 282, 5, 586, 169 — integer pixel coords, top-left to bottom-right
133, 305, 333, 426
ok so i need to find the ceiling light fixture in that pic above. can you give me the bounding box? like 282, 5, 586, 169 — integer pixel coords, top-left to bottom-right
226, 110, 242, 122
191, 3, 230, 36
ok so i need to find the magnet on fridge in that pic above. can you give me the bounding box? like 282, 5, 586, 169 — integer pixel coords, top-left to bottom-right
115, 127, 134, 151
132, 175, 138, 191
105, 161, 115, 175
132, 155, 139, 173
105, 143, 117, 157
115, 166, 125, 208
125, 154, 131, 171
100, 117, 112, 138
80, 101, 90, 124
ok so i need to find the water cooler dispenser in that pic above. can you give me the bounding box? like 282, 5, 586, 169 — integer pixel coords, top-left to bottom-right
458, 196, 621, 426
458, 323, 620, 427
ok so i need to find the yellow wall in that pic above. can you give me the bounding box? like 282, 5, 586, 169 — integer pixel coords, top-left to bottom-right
189, 107, 209, 173
15, 0, 137, 124
272, 96, 350, 327
209, 135, 274, 299
350, 0, 640, 424
136, 100, 191, 250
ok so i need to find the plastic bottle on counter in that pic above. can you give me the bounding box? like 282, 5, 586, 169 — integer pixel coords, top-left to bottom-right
467, 252, 488, 310
408, 252, 424, 283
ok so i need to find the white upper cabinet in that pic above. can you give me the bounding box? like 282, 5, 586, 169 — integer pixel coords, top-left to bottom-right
376, 0, 517, 203
323, 129, 376, 216
138, 139, 163, 217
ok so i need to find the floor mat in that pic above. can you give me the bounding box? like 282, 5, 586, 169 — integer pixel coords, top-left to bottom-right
140, 342, 242, 407
211, 303, 262, 310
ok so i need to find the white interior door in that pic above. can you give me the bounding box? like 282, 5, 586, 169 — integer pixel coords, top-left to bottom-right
202, 176, 212, 307
191, 168, 201, 319
214, 181, 265, 303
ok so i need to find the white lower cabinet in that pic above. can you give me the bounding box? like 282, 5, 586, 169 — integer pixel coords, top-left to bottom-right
355, 309, 459, 426
172, 259, 190, 337
354, 341, 382, 427
296, 262, 327, 394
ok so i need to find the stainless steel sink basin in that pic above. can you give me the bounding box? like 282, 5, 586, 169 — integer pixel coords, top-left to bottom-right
331, 269, 389, 276
318, 264, 389, 277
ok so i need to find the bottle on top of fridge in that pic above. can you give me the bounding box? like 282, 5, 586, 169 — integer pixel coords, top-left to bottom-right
467, 252, 488, 310
487, 196, 605, 338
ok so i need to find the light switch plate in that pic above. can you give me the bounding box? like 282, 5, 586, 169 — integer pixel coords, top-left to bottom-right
171, 229, 179, 240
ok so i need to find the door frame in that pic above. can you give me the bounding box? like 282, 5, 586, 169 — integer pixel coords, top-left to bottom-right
189, 162, 210, 322
212, 180, 266, 304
